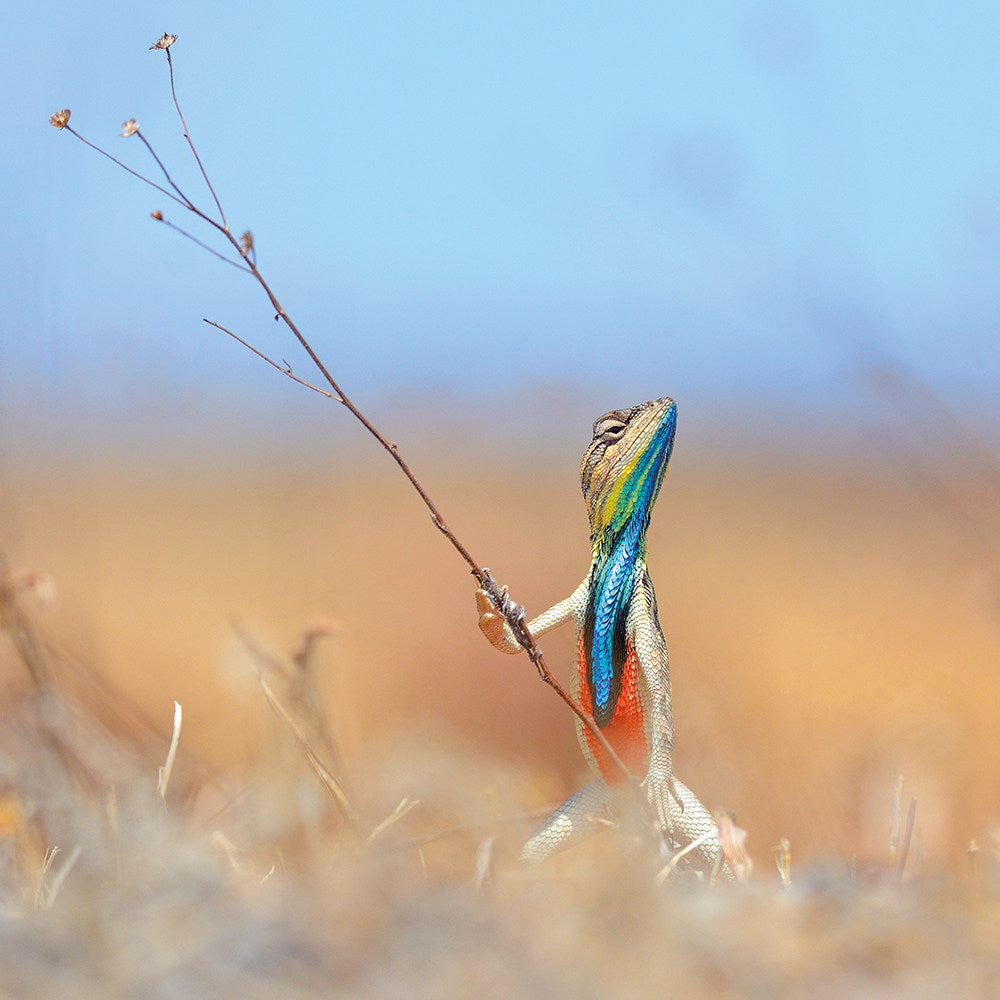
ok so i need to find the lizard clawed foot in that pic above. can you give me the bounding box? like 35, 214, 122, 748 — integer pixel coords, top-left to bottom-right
475, 585, 520, 653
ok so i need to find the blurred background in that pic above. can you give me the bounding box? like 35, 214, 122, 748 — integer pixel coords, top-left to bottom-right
3, 1, 1000, 871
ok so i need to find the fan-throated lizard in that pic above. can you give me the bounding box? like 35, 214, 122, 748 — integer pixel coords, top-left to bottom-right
476, 397, 726, 873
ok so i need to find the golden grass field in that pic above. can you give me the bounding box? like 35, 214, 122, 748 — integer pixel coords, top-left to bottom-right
3, 447, 1000, 995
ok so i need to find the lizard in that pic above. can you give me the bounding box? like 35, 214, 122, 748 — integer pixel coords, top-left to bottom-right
476, 396, 727, 875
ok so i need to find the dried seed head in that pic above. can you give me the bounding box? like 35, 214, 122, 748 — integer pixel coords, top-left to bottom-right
239, 231, 254, 254
120, 118, 139, 138
49, 109, 71, 129
149, 33, 177, 50
151, 210, 163, 221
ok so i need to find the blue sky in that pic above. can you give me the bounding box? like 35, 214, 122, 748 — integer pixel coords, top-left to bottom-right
4, 2, 1000, 462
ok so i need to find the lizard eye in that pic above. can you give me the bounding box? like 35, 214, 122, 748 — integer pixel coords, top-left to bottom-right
597, 419, 627, 442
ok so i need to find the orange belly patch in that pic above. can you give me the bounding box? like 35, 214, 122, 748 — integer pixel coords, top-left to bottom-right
576, 636, 648, 783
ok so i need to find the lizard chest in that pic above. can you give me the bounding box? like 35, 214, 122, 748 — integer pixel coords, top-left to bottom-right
576, 635, 648, 782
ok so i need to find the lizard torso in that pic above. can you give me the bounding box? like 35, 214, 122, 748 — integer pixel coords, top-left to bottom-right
575, 566, 656, 783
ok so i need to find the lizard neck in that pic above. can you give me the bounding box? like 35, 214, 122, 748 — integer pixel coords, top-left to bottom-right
584, 513, 649, 727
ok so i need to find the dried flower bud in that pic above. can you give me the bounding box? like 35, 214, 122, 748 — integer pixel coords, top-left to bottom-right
151, 210, 164, 221
149, 33, 177, 50
49, 109, 71, 128
121, 118, 139, 138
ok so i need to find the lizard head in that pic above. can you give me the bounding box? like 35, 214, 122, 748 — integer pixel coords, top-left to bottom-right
580, 397, 677, 551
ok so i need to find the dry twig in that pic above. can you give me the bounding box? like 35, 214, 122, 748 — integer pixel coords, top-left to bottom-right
49, 34, 641, 807
157, 700, 183, 803
234, 620, 357, 827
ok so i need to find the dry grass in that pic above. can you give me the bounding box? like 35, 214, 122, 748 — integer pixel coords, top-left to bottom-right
37, 37, 1000, 993
2, 452, 1000, 996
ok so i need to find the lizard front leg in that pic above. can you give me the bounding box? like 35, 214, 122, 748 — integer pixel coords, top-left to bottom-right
475, 577, 588, 654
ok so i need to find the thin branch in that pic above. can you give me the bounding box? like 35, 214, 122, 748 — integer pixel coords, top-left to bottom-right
132, 126, 236, 241
165, 46, 228, 229
238, 251, 488, 574
136, 130, 196, 210
51, 37, 646, 815
64, 126, 187, 209
157, 219, 251, 272
204, 319, 334, 396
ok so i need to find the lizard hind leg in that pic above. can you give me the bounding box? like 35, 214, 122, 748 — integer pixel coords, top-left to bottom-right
518, 781, 616, 865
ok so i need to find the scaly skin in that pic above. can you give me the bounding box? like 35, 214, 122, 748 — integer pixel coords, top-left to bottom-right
477, 398, 727, 875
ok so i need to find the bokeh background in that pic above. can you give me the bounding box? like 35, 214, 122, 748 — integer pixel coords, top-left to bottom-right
4, 1, 1000, 871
